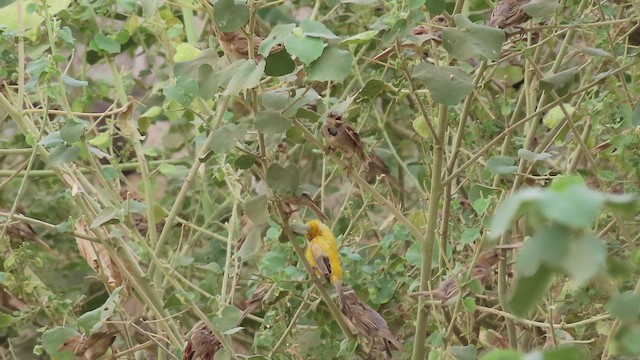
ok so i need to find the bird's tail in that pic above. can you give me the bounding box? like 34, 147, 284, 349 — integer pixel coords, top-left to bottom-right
357, 148, 371, 172
334, 281, 349, 309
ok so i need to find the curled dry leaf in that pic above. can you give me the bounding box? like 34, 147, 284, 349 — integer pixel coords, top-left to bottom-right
74, 221, 124, 291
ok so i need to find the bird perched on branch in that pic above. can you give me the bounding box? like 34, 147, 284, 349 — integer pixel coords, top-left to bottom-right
183, 322, 221, 360
215, 30, 283, 61
340, 287, 404, 359
487, 0, 532, 29
58, 331, 119, 360
1, 207, 51, 251
411, 249, 502, 303
373, 16, 449, 62
304, 219, 349, 308
321, 111, 371, 172
120, 188, 165, 237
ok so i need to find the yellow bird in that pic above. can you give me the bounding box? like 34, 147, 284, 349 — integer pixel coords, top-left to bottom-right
304, 219, 348, 307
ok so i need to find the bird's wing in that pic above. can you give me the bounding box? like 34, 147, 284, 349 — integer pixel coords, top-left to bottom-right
310, 242, 332, 281
339, 121, 363, 147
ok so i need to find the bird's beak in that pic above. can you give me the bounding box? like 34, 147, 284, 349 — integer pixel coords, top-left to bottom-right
290, 223, 310, 236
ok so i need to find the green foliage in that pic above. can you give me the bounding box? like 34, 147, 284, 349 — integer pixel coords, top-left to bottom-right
1, 0, 640, 359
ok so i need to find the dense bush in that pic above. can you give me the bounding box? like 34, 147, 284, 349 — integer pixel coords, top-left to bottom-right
1, 0, 640, 359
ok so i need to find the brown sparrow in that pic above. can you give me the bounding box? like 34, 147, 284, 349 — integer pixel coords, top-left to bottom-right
487, 0, 532, 29
373, 16, 448, 62
412, 249, 502, 302
120, 188, 165, 237
58, 331, 119, 360
216, 31, 282, 61
182, 322, 221, 360
321, 111, 371, 172
2, 207, 50, 250
340, 287, 404, 359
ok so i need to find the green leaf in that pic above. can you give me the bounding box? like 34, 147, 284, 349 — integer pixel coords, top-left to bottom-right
412, 62, 474, 105
234, 155, 256, 170
91, 33, 121, 53
164, 76, 199, 106
405, 241, 422, 268
265, 50, 295, 76
60, 118, 88, 143
210, 123, 248, 154
259, 24, 295, 57
0, 313, 12, 328
605, 291, 640, 321
515, 225, 569, 276
508, 265, 554, 317
485, 155, 518, 174
479, 349, 522, 360
88, 130, 112, 148
307, 46, 353, 83
0, 0, 70, 31
213, 0, 249, 32
538, 184, 604, 228
540, 67, 579, 92
59, 26, 75, 43
90, 206, 120, 228
237, 226, 263, 261
356, 79, 388, 102
542, 104, 575, 128
542, 346, 589, 360
462, 297, 476, 312
77, 287, 123, 333
443, 14, 505, 61
42, 327, 79, 359
245, 195, 269, 225
489, 188, 543, 239
461, 228, 480, 244
408, 0, 426, 9
561, 234, 606, 286
425, 0, 445, 14
173, 42, 202, 62
224, 60, 265, 96
413, 116, 430, 138
580, 46, 613, 58
616, 324, 640, 355
300, 20, 338, 39
284, 35, 325, 64
517, 148, 552, 161
62, 75, 88, 87
211, 305, 242, 332
339, 30, 379, 45
254, 111, 291, 134
49, 144, 80, 165
39, 131, 63, 148
472, 198, 489, 214
603, 193, 639, 216
451, 345, 477, 360
286, 127, 305, 143
266, 163, 300, 194
521, 0, 561, 18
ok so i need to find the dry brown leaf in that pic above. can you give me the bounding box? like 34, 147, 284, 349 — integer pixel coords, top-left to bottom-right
74, 221, 123, 291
